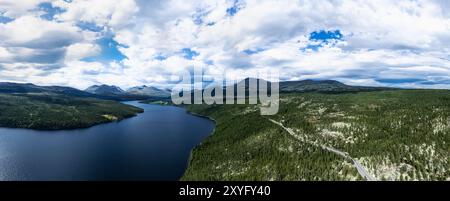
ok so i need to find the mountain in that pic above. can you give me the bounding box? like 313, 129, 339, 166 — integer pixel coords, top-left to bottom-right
85, 84, 125, 95
223, 78, 391, 95
126, 85, 171, 98
180, 78, 394, 104
0, 82, 150, 101
0, 79, 393, 103
85, 84, 172, 101
278, 79, 391, 93
0, 82, 98, 98
84, 84, 152, 101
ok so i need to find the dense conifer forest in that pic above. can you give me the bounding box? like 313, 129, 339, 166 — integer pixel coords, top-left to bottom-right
0, 93, 143, 130
182, 90, 450, 181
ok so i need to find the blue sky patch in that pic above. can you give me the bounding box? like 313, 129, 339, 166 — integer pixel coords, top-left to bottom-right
226, 6, 239, 16
154, 55, 167, 61
226, 0, 243, 16
181, 48, 199, 60
77, 21, 104, 32
192, 8, 211, 25
243, 48, 265, 55
309, 30, 343, 41
304, 44, 321, 51
302, 30, 344, 51
193, 16, 203, 25
0, 15, 13, 23
38, 2, 64, 20
82, 36, 127, 63
192, 9, 216, 26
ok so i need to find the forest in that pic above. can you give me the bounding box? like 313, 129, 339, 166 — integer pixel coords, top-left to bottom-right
0, 93, 143, 130
182, 90, 450, 181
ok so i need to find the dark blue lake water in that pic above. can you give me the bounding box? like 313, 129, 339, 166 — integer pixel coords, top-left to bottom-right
0, 101, 214, 181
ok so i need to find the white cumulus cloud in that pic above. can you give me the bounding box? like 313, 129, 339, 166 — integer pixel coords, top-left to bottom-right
0, 0, 449, 89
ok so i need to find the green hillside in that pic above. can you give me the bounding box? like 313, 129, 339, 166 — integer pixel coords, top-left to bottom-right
0, 93, 143, 130
182, 90, 450, 181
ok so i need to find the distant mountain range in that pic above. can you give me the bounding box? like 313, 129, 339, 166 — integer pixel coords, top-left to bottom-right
0, 82, 97, 97
278, 79, 392, 93
202, 78, 392, 96
127, 85, 171, 98
84, 84, 172, 100
0, 82, 171, 101
0, 79, 395, 102
85, 85, 125, 95
177, 78, 395, 104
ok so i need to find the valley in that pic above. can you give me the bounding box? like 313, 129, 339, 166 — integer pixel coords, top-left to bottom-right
0, 80, 448, 181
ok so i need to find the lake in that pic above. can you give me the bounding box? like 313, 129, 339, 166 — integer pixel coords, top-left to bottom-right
0, 101, 215, 181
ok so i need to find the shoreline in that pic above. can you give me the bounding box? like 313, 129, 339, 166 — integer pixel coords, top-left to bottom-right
138, 101, 218, 181
0, 101, 143, 131
0, 112, 142, 131
180, 110, 216, 181
179, 107, 217, 181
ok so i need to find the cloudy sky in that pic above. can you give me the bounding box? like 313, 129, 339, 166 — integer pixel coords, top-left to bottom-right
1, 0, 450, 89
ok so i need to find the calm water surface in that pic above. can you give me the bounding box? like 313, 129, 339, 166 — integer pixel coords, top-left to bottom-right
0, 101, 214, 181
